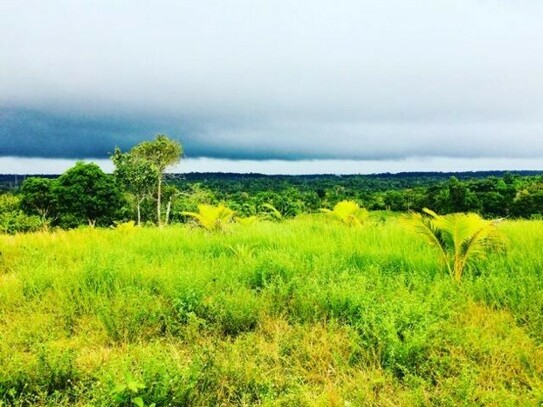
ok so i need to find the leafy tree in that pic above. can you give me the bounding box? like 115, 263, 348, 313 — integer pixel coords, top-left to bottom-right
53, 162, 123, 227
479, 192, 508, 218
132, 135, 183, 226
19, 177, 56, 221
447, 176, 481, 213
404, 208, 505, 282
511, 189, 543, 218
111, 148, 158, 226
383, 190, 406, 211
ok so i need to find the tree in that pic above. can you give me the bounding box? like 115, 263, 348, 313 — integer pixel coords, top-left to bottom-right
162, 185, 182, 225
404, 208, 505, 282
111, 148, 158, 226
19, 177, 56, 221
132, 135, 183, 226
54, 162, 123, 227
511, 189, 543, 218
447, 176, 480, 213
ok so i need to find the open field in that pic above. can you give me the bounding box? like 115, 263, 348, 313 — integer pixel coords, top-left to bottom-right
1, 215, 542, 406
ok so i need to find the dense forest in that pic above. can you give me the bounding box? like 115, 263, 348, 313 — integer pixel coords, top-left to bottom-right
169, 171, 543, 218
0, 135, 541, 233
1, 168, 543, 234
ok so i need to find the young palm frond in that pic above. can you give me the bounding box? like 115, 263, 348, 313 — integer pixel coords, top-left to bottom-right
226, 243, 256, 259
182, 204, 235, 232
320, 200, 369, 227
404, 208, 505, 282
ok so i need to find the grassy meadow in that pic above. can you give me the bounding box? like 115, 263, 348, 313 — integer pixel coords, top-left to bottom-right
0, 215, 543, 406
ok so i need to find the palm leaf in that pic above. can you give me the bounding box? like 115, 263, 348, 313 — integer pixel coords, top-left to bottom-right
321, 200, 368, 226
403, 208, 505, 282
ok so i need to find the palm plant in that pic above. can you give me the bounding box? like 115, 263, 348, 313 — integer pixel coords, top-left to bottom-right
320, 200, 369, 227
404, 208, 505, 282
182, 204, 235, 232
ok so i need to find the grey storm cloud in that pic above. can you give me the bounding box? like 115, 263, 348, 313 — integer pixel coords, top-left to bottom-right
1, 0, 543, 160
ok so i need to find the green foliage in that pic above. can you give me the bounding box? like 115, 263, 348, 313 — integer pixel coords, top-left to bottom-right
7, 172, 543, 230
111, 147, 159, 226
321, 200, 369, 226
0, 193, 19, 213
131, 135, 183, 226
404, 208, 505, 282
111, 377, 155, 407
261, 203, 283, 221
53, 162, 124, 227
131, 135, 183, 174
19, 177, 56, 220
0, 193, 44, 234
182, 204, 235, 232
235, 215, 259, 226
0, 218, 542, 404
163, 172, 543, 219
114, 220, 138, 232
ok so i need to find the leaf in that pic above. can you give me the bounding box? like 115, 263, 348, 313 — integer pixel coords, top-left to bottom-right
111, 384, 127, 395
132, 396, 145, 407
127, 380, 145, 393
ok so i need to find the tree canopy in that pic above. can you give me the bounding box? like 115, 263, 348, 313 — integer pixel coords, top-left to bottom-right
54, 162, 124, 227
130, 135, 183, 226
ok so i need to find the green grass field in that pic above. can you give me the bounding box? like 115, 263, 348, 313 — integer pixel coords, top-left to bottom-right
1, 215, 542, 406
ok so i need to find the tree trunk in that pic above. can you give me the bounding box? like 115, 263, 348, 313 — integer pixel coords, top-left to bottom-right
165, 198, 172, 225
137, 198, 142, 226
157, 176, 162, 227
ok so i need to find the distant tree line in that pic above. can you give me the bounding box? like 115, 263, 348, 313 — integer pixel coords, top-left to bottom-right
0, 135, 542, 233
164, 171, 543, 221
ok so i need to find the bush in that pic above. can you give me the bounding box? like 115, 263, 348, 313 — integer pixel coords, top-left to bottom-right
0, 193, 44, 234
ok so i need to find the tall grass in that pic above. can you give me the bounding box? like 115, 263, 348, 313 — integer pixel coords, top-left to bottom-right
0, 216, 542, 405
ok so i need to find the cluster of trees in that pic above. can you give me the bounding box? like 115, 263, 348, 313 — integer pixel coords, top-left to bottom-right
0, 134, 542, 233
167, 172, 543, 220
12, 135, 182, 230
111, 134, 183, 226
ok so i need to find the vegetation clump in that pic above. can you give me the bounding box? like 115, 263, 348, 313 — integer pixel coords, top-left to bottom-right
182, 203, 235, 232
404, 208, 505, 282
321, 200, 369, 226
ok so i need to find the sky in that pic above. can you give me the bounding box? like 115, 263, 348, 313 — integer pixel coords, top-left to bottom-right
1, 0, 543, 174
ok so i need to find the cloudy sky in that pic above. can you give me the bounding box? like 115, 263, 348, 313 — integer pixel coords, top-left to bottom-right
1, 0, 542, 174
